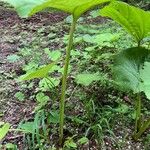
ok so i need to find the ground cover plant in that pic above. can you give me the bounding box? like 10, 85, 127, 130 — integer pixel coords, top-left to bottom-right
0, 0, 150, 149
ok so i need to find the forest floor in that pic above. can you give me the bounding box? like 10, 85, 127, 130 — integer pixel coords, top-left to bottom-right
0, 7, 68, 149
0, 5, 150, 150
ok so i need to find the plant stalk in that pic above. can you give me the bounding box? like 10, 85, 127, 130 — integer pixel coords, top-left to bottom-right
59, 18, 77, 147
133, 118, 150, 140
135, 93, 142, 133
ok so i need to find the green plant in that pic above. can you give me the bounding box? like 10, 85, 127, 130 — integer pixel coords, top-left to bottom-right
101, 1, 150, 140
3, 0, 150, 147
15, 91, 25, 101
35, 92, 50, 111
7, 54, 20, 63
15, 111, 47, 149
3, 0, 113, 147
0, 123, 18, 149
0, 122, 10, 141
101, 1, 150, 46
75, 72, 102, 86
0, 143, 18, 150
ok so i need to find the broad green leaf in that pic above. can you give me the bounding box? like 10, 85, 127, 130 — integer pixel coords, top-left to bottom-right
83, 33, 120, 44
76, 72, 101, 86
101, 1, 150, 43
3, 0, 112, 19
0, 123, 10, 141
19, 122, 35, 133
2, 0, 46, 17
140, 62, 150, 100
44, 49, 61, 61
20, 62, 55, 80
113, 47, 148, 93
114, 48, 150, 100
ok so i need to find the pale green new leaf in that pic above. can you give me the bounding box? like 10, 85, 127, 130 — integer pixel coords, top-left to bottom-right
101, 1, 150, 43
76, 72, 101, 86
2, 0, 46, 17
113, 47, 148, 93
140, 62, 150, 100
3, 0, 112, 19
0, 123, 10, 141
20, 62, 55, 81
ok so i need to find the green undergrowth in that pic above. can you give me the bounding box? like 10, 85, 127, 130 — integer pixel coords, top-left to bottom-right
1, 1, 150, 147
2, 13, 149, 149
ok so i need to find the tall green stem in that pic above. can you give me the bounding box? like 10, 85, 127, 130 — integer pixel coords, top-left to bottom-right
135, 93, 141, 133
59, 18, 77, 146
133, 94, 150, 140
133, 118, 150, 140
